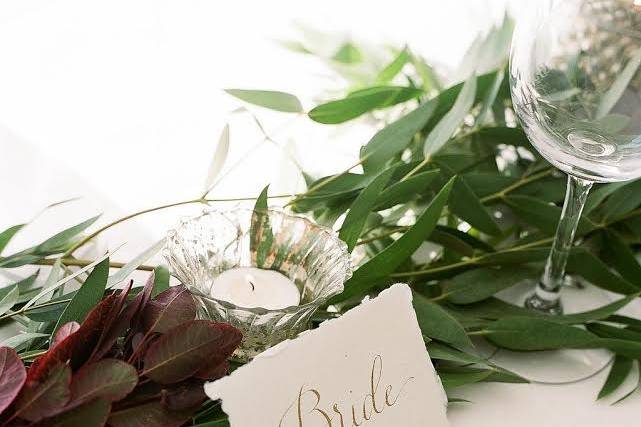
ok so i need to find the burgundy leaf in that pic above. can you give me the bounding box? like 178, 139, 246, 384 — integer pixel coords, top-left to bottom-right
131, 333, 144, 353
13, 363, 71, 422
194, 359, 230, 381
108, 400, 194, 427
0, 347, 26, 415
129, 272, 155, 334
142, 285, 197, 334
70, 359, 138, 404
52, 322, 80, 348
32, 398, 110, 427
160, 379, 206, 411
142, 320, 241, 385
90, 281, 134, 361
28, 296, 118, 384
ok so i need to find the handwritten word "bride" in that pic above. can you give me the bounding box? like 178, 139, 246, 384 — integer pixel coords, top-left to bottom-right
279, 355, 414, 427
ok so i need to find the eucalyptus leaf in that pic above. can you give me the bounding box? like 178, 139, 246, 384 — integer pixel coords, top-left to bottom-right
485, 316, 599, 351
505, 195, 595, 236
423, 74, 477, 159
152, 265, 171, 297
0, 286, 18, 316
339, 166, 396, 251
444, 266, 538, 305
54, 258, 109, 334
308, 86, 423, 124
36, 216, 100, 254
413, 293, 473, 350
601, 230, 641, 287
376, 48, 410, 83
449, 177, 501, 236
224, 89, 303, 113
567, 249, 639, 295
0, 224, 24, 255
373, 169, 439, 211
0, 333, 48, 351
250, 186, 272, 268
598, 356, 634, 400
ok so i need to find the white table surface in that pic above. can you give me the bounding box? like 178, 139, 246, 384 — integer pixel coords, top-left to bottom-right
1, 1, 639, 425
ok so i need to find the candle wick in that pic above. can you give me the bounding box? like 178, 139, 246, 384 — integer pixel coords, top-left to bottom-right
248, 280, 256, 291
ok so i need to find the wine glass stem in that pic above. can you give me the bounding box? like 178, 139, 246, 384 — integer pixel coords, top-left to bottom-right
534, 175, 593, 309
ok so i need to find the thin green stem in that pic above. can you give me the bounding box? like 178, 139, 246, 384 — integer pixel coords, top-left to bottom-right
34, 258, 155, 272
64, 194, 296, 257
480, 168, 554, 204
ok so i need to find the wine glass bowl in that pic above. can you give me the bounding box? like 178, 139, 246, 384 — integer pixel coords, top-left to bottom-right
511, 0, 641, 183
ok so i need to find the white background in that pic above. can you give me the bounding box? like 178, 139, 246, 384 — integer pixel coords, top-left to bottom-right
1, 1, 640, 425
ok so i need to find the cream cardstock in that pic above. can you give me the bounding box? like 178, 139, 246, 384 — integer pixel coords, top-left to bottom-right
205, 283, 449, 427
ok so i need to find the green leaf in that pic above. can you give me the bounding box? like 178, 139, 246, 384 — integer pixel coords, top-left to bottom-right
600, 179, 641, 221
54, 258, 110, 334
427, 342, 484, 365
475, 126, 531, 148
376, 48, 410, 83
35, 215, 100, 254
438, 369, 492, 389
485, 316, 599, 351
601, 231, 641, 287
332, 42, 363, 64
556, 294, 640, 325
505, 195, 594, 235
597, 47, 641, 119
0, 286, 18, 316
203, 124, 230, 195
332, 177, 454, 303
339, 167, 396, 251
410, 52, 441, 92
308, 86, 423, 124
224, 89, 303, 113
0, 224, 24, 255
360, 95, 437, 171
598, 356, 634, 400
374, 170, 439, 210
423, 74, 477, 159
152, 265, 171, 297
585, 182, 628, 215
449, 177, 501, 235
250, 185, 272, 268
444, 266, 538, 305
0, 332, 48, 351
567, 249, 639, 295
476, 69, 504, 125
413, 293, 473, 350
429, 225, 494, 257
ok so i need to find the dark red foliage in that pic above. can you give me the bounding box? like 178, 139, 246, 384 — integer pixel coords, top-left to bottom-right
0, 270, 242, 427
27, 295, 118, 384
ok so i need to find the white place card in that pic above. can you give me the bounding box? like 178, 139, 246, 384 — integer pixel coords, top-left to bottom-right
205, 283, 449, 427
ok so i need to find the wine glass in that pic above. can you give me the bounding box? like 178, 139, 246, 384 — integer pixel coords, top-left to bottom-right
500, 0, 641, 382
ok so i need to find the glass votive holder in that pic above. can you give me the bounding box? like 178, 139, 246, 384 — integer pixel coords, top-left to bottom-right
163, 208, 352, 361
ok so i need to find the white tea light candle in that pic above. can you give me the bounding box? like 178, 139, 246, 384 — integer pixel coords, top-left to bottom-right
211, 267, 301, 310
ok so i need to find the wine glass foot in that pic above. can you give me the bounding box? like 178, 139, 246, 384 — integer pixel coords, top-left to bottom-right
482, 278, 614, 384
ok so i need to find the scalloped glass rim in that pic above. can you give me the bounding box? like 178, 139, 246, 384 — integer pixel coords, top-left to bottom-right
163, 207, 352, 315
